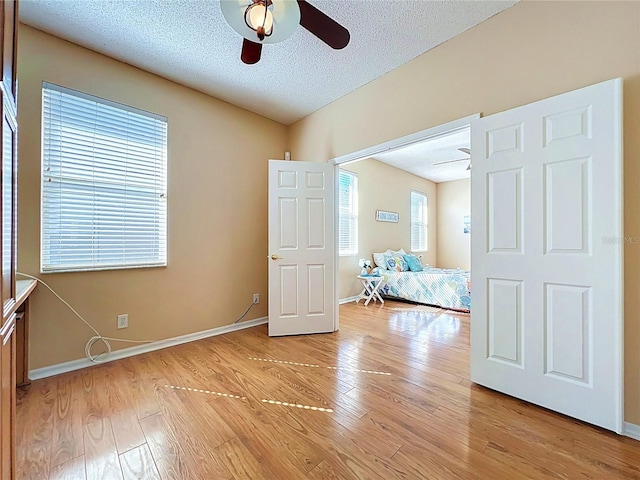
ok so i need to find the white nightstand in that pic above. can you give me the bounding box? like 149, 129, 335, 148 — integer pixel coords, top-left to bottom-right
356, 275, 385, 306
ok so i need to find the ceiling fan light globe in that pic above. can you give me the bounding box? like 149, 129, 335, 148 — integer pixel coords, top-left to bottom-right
246, 4, 274, 35
221, 0, 300, 44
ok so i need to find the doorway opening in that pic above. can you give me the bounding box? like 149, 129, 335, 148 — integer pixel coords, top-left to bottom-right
332, 114, 478, 306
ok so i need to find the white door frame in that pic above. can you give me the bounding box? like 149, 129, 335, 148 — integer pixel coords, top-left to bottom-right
329, 114, 480, 323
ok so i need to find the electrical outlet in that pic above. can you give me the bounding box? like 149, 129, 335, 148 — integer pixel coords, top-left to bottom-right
253, 293, 260, 304
117, 314, 129, 329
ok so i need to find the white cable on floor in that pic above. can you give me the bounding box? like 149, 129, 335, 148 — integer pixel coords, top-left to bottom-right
17, 272, 259, 363
17, 272, 156, 363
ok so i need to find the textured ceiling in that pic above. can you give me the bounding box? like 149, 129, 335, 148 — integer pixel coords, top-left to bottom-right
373, 127, 470, 183
19, 0, 518, 125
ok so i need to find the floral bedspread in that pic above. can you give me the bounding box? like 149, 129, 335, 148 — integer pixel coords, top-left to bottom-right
378, 267, 471, 312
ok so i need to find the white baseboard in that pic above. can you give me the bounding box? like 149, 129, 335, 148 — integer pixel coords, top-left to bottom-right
624, 422, 640, 441
29, 316, 268, 380
339, 296, 359, 304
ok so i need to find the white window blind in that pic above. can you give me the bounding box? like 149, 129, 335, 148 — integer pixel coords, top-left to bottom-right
339, 170, 358, 256
41, 82, 168, 273
410, 191, 428, 252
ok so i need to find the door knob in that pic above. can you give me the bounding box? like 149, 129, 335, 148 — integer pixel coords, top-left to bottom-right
270, 254, 282, 260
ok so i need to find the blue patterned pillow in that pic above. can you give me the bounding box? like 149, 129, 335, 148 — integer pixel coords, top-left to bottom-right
403, 254, 423, 272
385, 253, 408, 272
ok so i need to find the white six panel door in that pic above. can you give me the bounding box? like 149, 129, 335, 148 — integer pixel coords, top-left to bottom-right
268, 160, 336, 336
470, 79, 623, 432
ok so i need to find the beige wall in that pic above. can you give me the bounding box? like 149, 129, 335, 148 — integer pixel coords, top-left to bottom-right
436, 179, 470, 270
289, 2, 640, 423
18, 25, 288, 369
339, 159, 436, 299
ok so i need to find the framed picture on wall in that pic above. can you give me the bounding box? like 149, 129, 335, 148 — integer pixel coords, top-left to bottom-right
463, 215, 471, 234
376, 210, 399, 223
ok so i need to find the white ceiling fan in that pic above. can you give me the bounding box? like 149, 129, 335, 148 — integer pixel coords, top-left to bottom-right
433, 148, 471, 170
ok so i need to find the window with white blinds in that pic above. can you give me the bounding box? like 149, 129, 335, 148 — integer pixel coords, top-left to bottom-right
338, 170, 358, 256
410, 191, 428, 252
41, 82, 168, 273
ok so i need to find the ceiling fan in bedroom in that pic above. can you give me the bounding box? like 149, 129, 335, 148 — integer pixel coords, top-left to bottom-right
433, 148, 471, 171
220, 0, 350, 64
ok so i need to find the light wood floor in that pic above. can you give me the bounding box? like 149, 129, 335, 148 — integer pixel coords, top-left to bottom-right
16, 300, 640, 479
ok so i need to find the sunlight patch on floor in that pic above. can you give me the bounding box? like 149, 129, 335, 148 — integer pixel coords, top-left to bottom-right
249, 357, 321, 368
165, 384, 247, 400
261, 399, 333, 413
249, 357, 391, 376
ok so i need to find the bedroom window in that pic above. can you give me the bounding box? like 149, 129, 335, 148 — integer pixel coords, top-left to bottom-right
41, 82, 168, 273
410, 191, 428, 252
338, 170, 358, 256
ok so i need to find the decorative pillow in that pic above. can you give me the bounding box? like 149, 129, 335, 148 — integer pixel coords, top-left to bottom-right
386, 248, 406, 257
403, 254, 423, 272
372, 252, 388, 268
385, 253, 408, 272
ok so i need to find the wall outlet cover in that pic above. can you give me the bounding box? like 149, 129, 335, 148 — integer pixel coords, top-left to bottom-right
117, 314, 129, 329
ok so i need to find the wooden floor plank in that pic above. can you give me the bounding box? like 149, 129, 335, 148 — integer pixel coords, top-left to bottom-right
214, 393, 324, 476
48, 456, 86, 480
16, 378, 55, 479
139, 412, 193, 480
159, 384, 236, 448
119, 355, 161, 420
15, 300, 640, 480
153, 384, 233, 479
278, 408, 406, 479
78, 367, 108, 426
50, 372, 85, 468
572, 438, 640, 479
390, 444, 483, 480
119, 444, 161, 480
214, 436, 278, 480
83, 417, 124, 480
110, 409, 146, 455
306, 460, 354, 480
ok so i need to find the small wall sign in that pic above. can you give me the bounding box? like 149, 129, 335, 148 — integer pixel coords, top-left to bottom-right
376, 210, 399, 223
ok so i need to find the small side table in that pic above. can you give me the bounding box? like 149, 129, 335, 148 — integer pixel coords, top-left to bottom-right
356, 275, 385, 306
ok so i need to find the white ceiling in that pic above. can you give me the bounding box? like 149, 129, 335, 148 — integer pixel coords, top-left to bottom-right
19, 0, 518, 125
373, 127, 470, 183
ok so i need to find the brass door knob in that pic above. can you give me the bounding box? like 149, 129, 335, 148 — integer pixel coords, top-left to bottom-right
270, 254, 282, 260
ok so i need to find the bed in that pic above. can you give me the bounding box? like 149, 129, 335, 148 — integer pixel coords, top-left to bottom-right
367, 249, 471, 312
374, 250, 471, 312
377, 266, 471, 312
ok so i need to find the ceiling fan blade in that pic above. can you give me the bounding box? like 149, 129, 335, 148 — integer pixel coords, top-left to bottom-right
297, 0, 350, 50
241, 39, 262, 64
433, 157, 469, 166
458, 147, 471, 155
